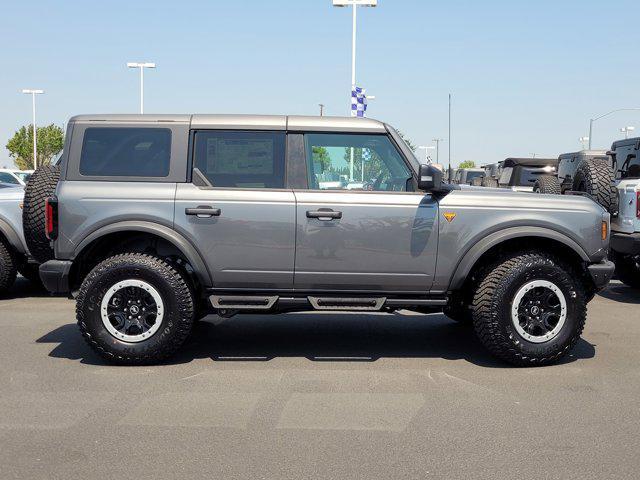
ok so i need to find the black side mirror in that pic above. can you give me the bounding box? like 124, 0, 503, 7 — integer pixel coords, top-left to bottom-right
418, 164, 444, 192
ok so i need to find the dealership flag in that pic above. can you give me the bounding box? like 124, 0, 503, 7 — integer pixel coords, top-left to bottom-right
351, 86, 367, 118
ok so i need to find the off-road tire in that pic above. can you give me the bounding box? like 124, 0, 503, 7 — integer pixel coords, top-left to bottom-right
0, 239, 17, 294
534, 175, 561, 195
471, 177, 483, 187
22, 164, 61, 263
77, 253, 195, 365
17, 262, 43, 287
482, 177, 498, 188
471, 251, 587, 366
572, 158, 616, 213
612, 252, 640, 290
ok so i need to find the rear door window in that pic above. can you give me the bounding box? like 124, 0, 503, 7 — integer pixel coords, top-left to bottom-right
192, 130, 286, 189
79, 128, 171, 177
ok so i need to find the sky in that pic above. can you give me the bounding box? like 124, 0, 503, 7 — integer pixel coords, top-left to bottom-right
1, 0, 639, 168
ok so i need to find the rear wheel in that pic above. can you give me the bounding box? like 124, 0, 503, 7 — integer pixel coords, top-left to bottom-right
0, 239, 17, 294
572, 159, 616, 213
17, 262, 43, 287
76, 253, 195, 365
612, 251, 640, 289
471, 251, 586, 366
22, 164, 60, 263
534, 175, 561, 195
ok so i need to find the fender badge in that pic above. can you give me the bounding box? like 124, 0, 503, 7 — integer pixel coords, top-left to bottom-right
443, 212, 456, 223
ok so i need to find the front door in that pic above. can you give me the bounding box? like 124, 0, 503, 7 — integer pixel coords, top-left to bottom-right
174, 129, 295, 290
293, 132, 439, 293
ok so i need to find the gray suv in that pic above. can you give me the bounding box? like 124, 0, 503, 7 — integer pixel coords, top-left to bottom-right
38, 114, 614, 366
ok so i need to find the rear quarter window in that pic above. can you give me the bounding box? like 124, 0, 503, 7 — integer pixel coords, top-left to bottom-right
79, 128, 171, 177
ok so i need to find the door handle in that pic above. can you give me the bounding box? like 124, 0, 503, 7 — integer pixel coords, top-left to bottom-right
185, 206, 221, 217
306, 209, 342, 221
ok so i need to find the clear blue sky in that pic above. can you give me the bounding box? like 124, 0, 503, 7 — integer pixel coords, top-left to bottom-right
1, 0, 639, 168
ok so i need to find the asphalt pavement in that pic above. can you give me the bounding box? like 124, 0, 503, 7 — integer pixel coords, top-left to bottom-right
1, 277, 639, 480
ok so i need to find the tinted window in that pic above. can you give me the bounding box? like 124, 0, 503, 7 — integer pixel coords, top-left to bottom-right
517, 166, 556, 186
0, 173, 19, 184
193, 130, 285, 188
304, 133, 411, 192
80, 128, 171, 177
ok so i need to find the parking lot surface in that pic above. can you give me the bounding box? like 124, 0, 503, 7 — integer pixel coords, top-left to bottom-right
1, 278, 639, 480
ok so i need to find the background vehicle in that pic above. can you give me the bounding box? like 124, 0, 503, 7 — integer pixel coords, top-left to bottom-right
498, 157, 558, 192
0, 183, 41, 293
453, 168, 485, 185
481, 163, 501, 187
0, 169, 33, 186
34, 114, 613, 366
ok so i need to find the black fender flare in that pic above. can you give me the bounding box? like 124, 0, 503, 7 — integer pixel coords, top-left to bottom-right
448, 226, 590, 290
73, 221, 212, 287
0, 217, 25, 254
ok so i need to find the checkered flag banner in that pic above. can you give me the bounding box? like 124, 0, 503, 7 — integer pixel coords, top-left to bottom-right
351, 86, 367, 118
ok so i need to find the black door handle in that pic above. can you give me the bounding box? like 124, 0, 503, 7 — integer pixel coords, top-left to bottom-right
306, 209, 342, 220
185, 206, 221, 217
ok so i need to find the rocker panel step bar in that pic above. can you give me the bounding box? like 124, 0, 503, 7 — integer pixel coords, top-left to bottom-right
210, 295, 278, 310
307, 296, 386, 311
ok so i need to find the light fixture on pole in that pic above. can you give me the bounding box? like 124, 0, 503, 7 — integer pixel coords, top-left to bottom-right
588, 108, 640, 149
620, 126, 635, 139
21, 89, 44, 169
579, 136, 590, 150
126, 62, 156, 114
418, 146, 436, 164
432, 138, 445, 163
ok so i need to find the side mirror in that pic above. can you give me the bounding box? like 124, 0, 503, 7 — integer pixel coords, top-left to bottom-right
418, 164, 444, 192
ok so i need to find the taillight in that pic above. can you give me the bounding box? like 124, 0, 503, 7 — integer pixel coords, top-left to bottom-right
45, 196, 58, 240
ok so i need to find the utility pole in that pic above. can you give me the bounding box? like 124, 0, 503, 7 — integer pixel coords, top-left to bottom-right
319, 104, 325, 116
127, 62, 156, 114
448, 93, 452, 177
21, 89, 44, 169
433, 138, 445, 163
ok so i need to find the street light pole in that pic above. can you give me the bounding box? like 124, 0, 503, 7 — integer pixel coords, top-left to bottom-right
21, 89, 44, 169
579, 136, 590, 150
588, 108, 640, 149
432, 138, 445, 163
620, 126, 635, 139
127, 62, 156, 114
319, 104, 325, 116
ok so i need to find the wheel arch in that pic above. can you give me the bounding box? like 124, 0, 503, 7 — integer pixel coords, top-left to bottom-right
0, 217, 25, 254
72, 221, 212, 289
449, 226, 590, 291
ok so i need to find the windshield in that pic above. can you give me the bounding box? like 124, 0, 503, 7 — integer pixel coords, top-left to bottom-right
13, 171, 32, 182
466, 171, 484, 181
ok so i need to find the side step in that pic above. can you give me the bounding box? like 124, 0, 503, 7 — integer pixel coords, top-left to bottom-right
308, 296, 386, 311
210, 295, 278, 310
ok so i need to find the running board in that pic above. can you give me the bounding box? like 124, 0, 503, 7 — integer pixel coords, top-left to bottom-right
210, 295, 278, 310
308, 296, 386, 311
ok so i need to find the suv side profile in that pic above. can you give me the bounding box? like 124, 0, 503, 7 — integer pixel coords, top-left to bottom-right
38, 114, 613, 366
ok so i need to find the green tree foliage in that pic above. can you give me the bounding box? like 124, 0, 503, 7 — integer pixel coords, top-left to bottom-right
6, 124, 64, 170
311, 146, 331, 171
458, 160, 476, 169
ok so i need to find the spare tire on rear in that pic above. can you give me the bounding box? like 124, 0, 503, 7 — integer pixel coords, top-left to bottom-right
482, 177, 498, 188
572, 158, 616, 213
22, 164, 60, 264
534, 175, 561, 195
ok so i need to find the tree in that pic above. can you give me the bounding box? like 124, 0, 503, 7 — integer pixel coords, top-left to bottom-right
6, 124, 64, 170
458, 160, 476, 169
311, 146, 331, 171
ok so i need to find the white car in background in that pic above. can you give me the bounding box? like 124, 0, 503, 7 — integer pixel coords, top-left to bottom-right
0, 169, 33, 186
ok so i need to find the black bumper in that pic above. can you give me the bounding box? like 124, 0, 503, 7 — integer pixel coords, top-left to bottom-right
587, 260, 615, 290
611, 232, 640, 255
39, 260, 73, 294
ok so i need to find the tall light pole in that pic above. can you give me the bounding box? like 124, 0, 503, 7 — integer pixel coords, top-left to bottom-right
588, 108, 640, 149
21, 89, 44, 169
620, 126, 635, 139
319, 104, 325, 116
418, 146, 435, 164
432, 138, 445, 163
127, 62, 156, 114
579, 136, 590, 150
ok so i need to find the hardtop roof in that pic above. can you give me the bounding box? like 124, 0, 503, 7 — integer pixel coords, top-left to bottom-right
503, 157, 558, 168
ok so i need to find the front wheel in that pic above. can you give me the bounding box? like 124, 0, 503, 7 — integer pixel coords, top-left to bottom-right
471, 251, 587, 366
76, 253, 195, 365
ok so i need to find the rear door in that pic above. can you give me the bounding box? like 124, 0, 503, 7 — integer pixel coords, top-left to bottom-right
292, 132, 439, 293
174, 129, 296, 290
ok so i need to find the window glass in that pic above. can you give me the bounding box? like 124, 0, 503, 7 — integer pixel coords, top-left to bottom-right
193, 131, 285, 188
13, 172, 31, 183
0, 172, 19, 184
517, 166, 556, 186
304, 133, 412, 191
80, 128, 171, 177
